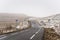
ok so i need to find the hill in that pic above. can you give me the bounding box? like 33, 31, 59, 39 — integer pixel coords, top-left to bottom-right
0, 13, 28, 28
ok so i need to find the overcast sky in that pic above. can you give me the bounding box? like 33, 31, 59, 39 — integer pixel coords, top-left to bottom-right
0, 0, 60, 17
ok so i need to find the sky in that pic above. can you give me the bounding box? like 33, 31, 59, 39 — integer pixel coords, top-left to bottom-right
0, 0, 60, 17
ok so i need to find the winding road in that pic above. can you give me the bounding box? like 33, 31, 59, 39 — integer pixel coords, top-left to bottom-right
0, 20, 44, 40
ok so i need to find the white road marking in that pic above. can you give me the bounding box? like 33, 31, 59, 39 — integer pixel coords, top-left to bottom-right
35, 29, 40, 34
35, 31, 39, 34
0, 35, 6, 37
30, 34, 35, 39
20, 29, 29, 33
30, 29, 40, 40
11, 29, 29, 35
11, 32, 18, 35
0, 36, 7, 39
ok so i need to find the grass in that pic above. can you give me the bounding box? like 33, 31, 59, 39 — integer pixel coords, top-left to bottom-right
43, 28, 60, 40
0, 22, 31, 35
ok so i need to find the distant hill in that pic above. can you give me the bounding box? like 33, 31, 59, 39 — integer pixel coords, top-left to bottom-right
40, 14, 60, 20
52, 14, 60, 20
0, 13, 28, 24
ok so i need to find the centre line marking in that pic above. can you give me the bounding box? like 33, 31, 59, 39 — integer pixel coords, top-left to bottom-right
35, 29, 40, 34
35, 31, 39, 34
30, 30, 40, 39
30, 34, 35, 39
30, 29, 40, 40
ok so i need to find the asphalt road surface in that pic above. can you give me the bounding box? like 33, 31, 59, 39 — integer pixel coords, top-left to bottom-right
0, 21, 44, 40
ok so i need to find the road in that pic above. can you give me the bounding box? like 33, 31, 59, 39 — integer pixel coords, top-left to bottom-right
0, 20, 44, 40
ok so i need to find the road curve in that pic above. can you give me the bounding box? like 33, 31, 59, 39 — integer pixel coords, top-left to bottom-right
0, 20, 44, 40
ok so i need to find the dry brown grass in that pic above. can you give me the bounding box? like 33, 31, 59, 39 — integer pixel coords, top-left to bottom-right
43, 28, 60, 40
